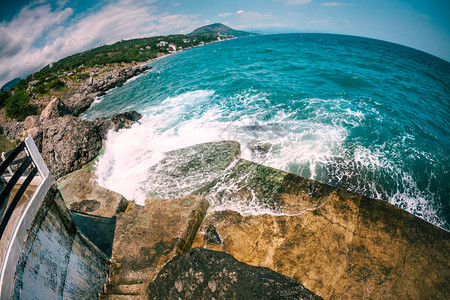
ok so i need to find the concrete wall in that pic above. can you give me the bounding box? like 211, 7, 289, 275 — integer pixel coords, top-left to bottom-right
11, 185, 110, 299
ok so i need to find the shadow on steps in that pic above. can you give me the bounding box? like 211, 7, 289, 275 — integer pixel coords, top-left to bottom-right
70, 210, 116, 258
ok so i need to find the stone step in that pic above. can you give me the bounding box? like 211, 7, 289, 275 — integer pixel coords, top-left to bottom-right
99, 293, 145, 300
104, 283, 147, 295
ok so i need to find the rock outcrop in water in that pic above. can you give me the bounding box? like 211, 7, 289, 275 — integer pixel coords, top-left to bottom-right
94, 110, 142, 139
143, 141, 240, 198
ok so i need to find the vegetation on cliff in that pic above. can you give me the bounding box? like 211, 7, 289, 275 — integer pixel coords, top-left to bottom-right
0, 23, 246, 121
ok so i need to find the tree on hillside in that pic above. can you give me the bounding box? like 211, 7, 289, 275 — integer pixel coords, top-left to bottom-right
4, 90, 36, 121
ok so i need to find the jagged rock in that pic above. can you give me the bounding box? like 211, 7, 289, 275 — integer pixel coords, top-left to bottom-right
57, 162, 128, 218
94, 110, 142, 139
147, 247, 322, 300
23, 115, 40, 130
38, 115, 102, 178
39, 97, 71, 121
191, 163, 450, 299
64, 93, 99, 116
84, 65, 150, 95
142, 141, 240, 199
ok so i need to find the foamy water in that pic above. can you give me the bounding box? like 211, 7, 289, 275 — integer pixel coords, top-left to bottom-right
82, 34, 450, 230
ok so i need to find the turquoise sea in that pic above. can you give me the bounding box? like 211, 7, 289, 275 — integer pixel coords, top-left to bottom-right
82, 34, 450, 230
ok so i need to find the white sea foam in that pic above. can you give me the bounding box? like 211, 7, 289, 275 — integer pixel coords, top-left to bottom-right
93, 89, 446, 228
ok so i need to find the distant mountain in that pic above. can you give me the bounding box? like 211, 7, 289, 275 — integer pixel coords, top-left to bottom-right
1, 77, 21, 91
189, 23, 255, 38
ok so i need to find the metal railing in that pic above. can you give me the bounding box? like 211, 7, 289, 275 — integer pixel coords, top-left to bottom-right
0, 141, 38, 238
0, 137, 54, 299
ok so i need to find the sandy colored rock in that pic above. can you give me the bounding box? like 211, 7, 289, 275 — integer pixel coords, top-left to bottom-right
23, 115, 40, 129
57, 162, 128, 218
39, 97, 71, 121
106, 196, 209, 291
192, 170, 450, 299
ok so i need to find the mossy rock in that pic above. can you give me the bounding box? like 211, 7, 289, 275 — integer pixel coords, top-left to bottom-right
142, 141, 240, 199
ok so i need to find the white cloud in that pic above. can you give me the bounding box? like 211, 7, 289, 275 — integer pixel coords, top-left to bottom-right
321, 2, 349, 6
0, 0, 202, 87
236, 10, 245, 14
218, 12, 233, 18
274, 0, 311, 5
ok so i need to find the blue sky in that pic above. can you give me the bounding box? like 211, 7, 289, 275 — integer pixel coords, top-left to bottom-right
0, 0, 449, 87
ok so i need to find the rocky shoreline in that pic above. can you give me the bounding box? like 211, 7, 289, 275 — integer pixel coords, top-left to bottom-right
2, 44, 449, 299
0, 61, 151, 177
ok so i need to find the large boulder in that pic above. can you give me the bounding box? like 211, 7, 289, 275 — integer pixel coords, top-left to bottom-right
39, 97, 71, 121
107, 197, 209, 288
38, 115, 102, 178
147, 247, 322, 300
94, 110, 142, 139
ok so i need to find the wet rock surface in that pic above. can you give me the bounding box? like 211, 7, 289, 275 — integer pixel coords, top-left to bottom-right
147, 247, 322, 300
94, 110, 142, 139
143, 141, 240, 198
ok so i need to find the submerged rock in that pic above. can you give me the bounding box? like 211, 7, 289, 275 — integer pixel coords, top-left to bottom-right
147, 247, 322, 300
143, 141, 240, 199
38, 115, 102, 178
247, 142, 272, 154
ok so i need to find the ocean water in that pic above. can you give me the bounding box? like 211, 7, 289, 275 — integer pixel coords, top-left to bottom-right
82, 33, 450, 230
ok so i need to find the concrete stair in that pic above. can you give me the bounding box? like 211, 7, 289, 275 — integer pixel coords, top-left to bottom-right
99, 197, 209, 300
99, 283, 147, 299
